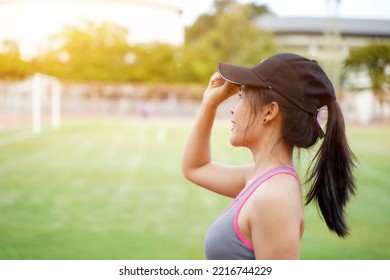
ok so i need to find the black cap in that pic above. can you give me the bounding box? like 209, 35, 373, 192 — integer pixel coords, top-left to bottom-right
218, 53, 336, 116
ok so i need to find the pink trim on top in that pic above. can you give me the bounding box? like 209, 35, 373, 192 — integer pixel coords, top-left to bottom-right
233, 168, 299, 250
216, 166, 293, 219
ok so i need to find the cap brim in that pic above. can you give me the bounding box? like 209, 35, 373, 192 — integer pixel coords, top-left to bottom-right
218, 62, 269, 87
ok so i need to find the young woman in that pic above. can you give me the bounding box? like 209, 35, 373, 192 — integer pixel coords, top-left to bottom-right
182, 53, 357, 260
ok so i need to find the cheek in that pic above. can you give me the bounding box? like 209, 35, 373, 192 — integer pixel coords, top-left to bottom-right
230, 126, 260, 149
231, 112, 262, 147
234, 100, 250, 123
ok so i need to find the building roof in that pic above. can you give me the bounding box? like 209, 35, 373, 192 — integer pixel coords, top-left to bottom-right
256, 15, 390, 37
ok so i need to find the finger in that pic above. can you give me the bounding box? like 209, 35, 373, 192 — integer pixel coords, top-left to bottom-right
209, 73, 224, 87
209, 73, 218, 85
226, 83, 240, 95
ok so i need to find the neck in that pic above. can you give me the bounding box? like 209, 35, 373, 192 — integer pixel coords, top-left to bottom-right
249, 136, 294, 177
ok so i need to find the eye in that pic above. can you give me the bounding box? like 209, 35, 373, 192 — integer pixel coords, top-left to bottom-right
237, 86, 244, 99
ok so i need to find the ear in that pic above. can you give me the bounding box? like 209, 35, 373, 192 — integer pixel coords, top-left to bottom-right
262, 102, 280, 124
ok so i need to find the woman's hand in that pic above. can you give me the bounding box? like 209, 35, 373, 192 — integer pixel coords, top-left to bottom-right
202, 72, 240, 108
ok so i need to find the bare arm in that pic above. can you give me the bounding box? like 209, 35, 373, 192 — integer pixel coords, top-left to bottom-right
182, 73, 252, 198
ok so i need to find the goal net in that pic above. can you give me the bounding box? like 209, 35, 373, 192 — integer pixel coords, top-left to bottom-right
0, 73, 61, 134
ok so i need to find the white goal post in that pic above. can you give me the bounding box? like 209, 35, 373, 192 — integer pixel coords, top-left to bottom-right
31, 73, 61, 134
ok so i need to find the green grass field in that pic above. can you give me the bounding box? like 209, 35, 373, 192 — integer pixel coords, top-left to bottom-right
0, 118, 389, 259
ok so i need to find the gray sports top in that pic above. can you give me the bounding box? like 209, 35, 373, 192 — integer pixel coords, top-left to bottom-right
204, 165, 298, 260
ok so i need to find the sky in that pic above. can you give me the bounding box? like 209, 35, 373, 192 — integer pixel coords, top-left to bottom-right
181, 0, 390, 25
0, 0, 389, 59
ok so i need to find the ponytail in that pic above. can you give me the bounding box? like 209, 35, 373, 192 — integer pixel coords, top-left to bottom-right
306, 101, 357, 237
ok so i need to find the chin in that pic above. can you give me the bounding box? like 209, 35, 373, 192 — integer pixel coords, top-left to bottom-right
229, 135, 244, 147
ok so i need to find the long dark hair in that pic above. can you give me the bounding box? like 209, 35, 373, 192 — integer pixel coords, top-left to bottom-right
306, 101, 357, 237
244, 86, 357, 237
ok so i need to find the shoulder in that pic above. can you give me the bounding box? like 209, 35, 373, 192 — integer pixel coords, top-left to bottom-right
251, 173, 300, 202
247, 173, 302, 224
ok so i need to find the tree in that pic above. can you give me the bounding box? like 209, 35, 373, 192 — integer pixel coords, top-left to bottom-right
126, 43, 181, 83
35, 21, 131, 81
213, 0, 270, 20
345, 42, 390, 107
31, 0, 275, 84
34, 21, 182, 83
0, 40, 30, 79
182, 0, 275, 83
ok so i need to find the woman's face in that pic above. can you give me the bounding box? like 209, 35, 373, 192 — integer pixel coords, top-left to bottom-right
230, 89, 258, 147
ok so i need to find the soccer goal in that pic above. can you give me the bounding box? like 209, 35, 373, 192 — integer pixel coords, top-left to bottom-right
31, 73, 61, 134
0, 73, 61, 134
